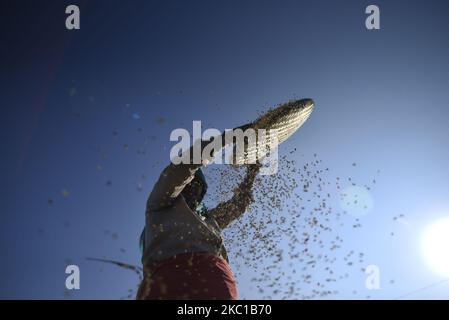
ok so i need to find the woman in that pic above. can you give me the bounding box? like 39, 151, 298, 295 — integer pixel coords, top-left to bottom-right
136, 138, 261, 300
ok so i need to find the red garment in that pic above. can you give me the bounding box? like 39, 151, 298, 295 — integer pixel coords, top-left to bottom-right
137, 253, 238, 300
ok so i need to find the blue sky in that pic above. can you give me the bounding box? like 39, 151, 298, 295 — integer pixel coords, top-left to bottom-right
1, 0, 449, 299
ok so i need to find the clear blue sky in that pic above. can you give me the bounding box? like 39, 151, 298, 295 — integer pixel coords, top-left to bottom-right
1, 0, 449, 299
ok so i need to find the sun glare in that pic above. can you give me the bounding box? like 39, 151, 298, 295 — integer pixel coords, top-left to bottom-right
421, 218, 449, 278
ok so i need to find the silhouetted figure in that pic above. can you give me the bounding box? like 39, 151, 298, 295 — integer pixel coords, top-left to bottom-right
137, 135, 260, 300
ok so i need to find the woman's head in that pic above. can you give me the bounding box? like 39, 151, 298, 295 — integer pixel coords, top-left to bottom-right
181, 169, 208, 212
